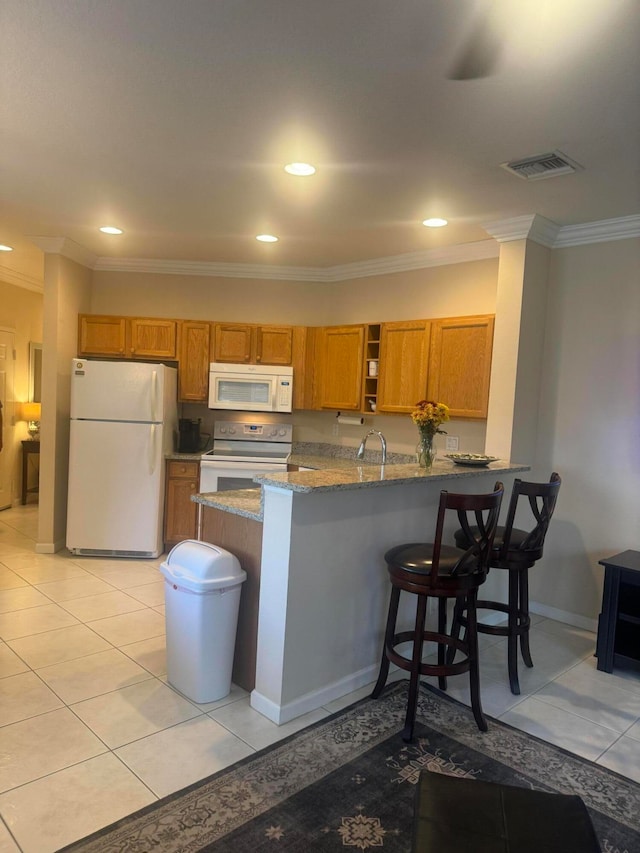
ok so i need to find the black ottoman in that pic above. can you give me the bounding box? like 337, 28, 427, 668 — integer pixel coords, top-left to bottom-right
413, 771, 601, 852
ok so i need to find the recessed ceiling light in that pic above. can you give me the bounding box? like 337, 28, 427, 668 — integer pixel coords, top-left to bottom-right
99, 226, 123, 235
0, 244, 13, 252
256, 234, 279, 243
284, 162, 316, 176
422, 218, 448, 228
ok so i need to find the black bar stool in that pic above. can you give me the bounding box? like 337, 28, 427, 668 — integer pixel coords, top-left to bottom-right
451, 472, 562, 694
372, 482, 504, 742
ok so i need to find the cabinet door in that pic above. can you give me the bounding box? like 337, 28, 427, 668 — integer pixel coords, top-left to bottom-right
164, 461, 199, 547
178, 321, 211, 402
427, 315, 494, 418
317, 325, 365, 410
213, 323, 253, 363
78, 315, 127, 357
129, 318, 177, 359
255, 325, 293, 365
377, 320, 431, 413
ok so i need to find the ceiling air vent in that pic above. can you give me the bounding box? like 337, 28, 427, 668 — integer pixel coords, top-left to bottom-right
500, 150, 583, 181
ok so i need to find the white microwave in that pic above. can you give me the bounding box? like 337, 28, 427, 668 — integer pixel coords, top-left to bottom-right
208, 363, 294, 412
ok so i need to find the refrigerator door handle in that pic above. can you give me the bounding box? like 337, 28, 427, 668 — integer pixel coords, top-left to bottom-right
150, 370, 158, 422
149, 424, 157, 475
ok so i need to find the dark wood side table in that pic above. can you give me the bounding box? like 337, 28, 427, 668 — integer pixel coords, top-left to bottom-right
596, 550, 640, 673
21, 440, 40, 505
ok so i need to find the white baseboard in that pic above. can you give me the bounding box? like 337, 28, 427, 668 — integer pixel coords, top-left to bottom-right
529, 600, 598, 634
251, 663, 380, 725
35, 539, 65, 554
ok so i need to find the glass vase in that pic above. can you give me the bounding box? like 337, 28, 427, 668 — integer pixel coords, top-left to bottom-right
416, 433, 436, 470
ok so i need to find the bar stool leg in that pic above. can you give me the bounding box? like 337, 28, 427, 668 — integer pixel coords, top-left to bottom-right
437, 597, 447, 691
519, 568, 533, 668
466, 590, 488, 732
371, 586, 400, 699
446, 597, 466, 665
507, 570, 521, 694
403, 593, 428, 743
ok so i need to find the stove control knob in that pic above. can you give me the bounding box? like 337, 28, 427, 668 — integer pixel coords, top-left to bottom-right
279, 429, 287, 436
270, 428, 278, 436
219, 426, 227, 434
228, 427, 236, 434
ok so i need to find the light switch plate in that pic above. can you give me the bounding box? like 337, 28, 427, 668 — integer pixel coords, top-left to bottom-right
445, 436, 459, 451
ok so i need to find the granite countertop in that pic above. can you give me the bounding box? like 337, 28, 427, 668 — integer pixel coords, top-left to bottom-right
166, 452, 204, 462
185, 442, 529, 518
255, 458, 529, 494
193, 488, 263, 521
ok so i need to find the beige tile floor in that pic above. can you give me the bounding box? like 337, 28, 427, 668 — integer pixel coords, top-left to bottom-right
1, 504, 639, 851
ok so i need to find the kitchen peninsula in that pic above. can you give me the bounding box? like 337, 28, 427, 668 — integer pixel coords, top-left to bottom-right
194, 455, 529, 725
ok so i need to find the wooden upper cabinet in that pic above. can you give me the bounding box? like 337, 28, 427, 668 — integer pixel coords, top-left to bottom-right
317, 325, 365, 410
427, 315, 495, 419
255, 325, 292, 365
213, 323, 253, 363
178, 320, 211, 402
213, 323, 293, 365
78, 314, 176, 360
78, 315, 127, 357
129, 318, 176, 359
377, 320, 432, 413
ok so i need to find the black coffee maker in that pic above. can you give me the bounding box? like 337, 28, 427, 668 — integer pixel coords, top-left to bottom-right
178, 418, 202, 453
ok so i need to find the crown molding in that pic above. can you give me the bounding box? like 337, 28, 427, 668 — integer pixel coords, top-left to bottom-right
553, 214, 640, 247
482, 213, 640, 249
0, 263, 43, 293
324, 240, 499, 280
482, 214, 560, 247
94, 257, 332, 282
94, 240, 500, 282
27, 236, 97, 269
19, 214, 639, 288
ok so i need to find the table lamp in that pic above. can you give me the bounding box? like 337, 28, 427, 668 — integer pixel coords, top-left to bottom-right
20, 402, 41, 440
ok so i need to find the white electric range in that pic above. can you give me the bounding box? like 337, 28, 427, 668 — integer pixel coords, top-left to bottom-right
200, 419, 292, 492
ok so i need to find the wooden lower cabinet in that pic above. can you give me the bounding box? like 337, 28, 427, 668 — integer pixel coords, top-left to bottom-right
164, 461, 199, 549
200, 506, 263, 692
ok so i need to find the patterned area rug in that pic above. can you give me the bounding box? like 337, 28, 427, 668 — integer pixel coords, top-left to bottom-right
61, 682, 640, 853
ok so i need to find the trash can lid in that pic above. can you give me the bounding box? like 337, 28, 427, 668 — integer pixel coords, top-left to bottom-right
160, 540, 246, 593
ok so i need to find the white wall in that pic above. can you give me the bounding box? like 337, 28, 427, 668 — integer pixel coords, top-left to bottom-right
532, 237, 640, 622
37, 255, 92, 552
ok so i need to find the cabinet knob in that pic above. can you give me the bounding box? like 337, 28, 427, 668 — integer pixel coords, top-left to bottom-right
190, 483, 196, 489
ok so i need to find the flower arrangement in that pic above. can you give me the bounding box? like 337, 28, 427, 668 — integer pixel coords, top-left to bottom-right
410, 400, 450, 437
411, 400, 450, 469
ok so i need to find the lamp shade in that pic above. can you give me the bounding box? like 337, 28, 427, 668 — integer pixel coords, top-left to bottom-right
20, 401, 41, 421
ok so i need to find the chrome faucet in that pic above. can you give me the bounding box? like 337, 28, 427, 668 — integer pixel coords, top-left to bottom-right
356, 430, 387, 465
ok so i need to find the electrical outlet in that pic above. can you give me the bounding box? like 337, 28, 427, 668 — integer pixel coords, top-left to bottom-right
445, 435, 459, 451
332, 422, 340, 436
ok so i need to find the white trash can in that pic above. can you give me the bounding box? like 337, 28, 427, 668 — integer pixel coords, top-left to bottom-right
160, 540, 247, 703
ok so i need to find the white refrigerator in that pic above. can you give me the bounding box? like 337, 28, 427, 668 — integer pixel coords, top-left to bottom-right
66, 358, 178, 558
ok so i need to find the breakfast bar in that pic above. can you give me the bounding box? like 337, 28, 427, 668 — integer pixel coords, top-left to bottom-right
195, 456, 529, 724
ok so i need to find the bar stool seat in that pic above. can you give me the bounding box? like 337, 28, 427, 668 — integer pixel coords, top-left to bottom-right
372, 483, 504, 742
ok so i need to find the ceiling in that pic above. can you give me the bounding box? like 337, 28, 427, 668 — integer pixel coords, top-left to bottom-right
1, 0, 639, 276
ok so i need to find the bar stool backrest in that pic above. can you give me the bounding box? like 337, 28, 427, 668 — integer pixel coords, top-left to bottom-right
431, 481, 504, 583
498, 472, 562, 565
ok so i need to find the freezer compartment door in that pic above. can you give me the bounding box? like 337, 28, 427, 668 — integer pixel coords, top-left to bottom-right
66, 420, 166, 557
71, 359, 176, 423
